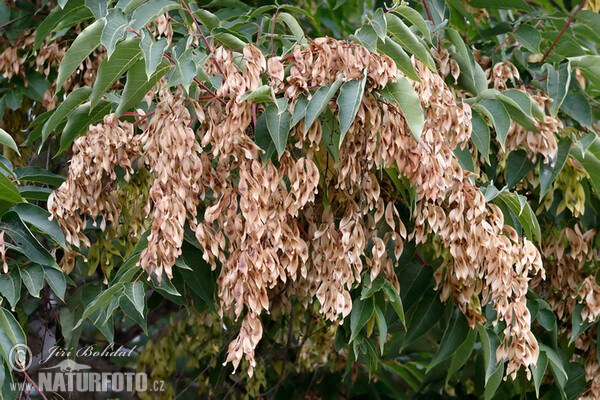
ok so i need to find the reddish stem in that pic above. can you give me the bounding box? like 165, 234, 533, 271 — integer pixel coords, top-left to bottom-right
540, 0, 586, 63
270, 8, 280, 57
179, 0, 224, 75
421, 0, 434, 22
163, 52, 226, 106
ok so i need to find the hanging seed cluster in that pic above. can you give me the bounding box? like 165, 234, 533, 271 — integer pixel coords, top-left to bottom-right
51, 39, 548, 379
535, 225, 600, 396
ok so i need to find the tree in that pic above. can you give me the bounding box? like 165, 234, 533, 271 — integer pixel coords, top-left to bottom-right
0, 0, 599, 398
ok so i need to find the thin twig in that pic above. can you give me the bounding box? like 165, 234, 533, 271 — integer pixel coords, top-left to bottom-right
270, 309, 293, 400
270, 8, 280, 57
19, 367, 48, 400
179, 0, 224, 75
421, 0, 434, 22
540, 0, 586, 63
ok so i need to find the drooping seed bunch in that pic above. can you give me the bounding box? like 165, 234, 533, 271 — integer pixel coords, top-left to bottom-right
50, 38, 549, 380
535, 225, 600, 396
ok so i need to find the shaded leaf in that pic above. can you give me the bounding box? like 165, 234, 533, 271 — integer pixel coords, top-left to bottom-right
350, 297, 374, 342
505, 149, 534, 189
304, 75, 343, 133
115, 59, 172, 116
381, 76, 424, 141
57, 19, 105, 89
41, 87, 92, 144
91, 38, 143, 109
0, 129, 19, 156
336, 72, 367, 147
0, 211, 56, 267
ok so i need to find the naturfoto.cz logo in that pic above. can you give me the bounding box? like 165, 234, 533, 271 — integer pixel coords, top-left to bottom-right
9, 344, 164, 395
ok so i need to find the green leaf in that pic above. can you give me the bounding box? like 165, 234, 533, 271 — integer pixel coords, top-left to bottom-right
383, 280, 405, 327
91, 38, 143, 109
57, 18, 105, 89
11, 203, 67, 249
469, 0, 533, 11
373, 303, 388, 354
254, 112, 276, 164
304, 75, 343, 133
240, 85, 276, 104
575, 10, 600, 44
291, 94, 309, 128
485, 365, 504, 400
124, 281, 145, 317
0, 174, 21, 204
496, 91, 538, 132
58, 101, 113, 154
265, 100, 292, 158
0, 307, 26, 371
505, 150, 534, 189
543, 62, 571, 117
179, 242, 216, 311
361, 276, 386, 299
401, 293, 445, 350
19, 186, 53, 202
279, 12, 304, 42
377, 37, 421, 82
560, 93, 592, 130
512, 24, 542, 53
571, 303, 595, 344
101, 8, 130, 58
336, 72, 367, 147
0, 129, 20, 156
140, 33, 168, 80
477, 324, 502, 383
168, 50, 197, 94
446, 327, 476, 383
370, 8, 387, 40
532, 351, 548, 398
213, 32, 246, 50
382, 362, 425, 391
570, 55, 600, 86
118, 0, 148, 13
471, 110, 490, 163
85, 0, 109, 18
453, 144, 475, 173
119, 295, 148, 334
539, 137, 571, 199
0, 211, 56, 267
18, 264, 44, 298
13, 167, 65, 187
41, 87, 92, 144
428, 312, 470, 372
350, 297, 375, 342
45, 266, 67, 301
475, 99, 510, 150
0, 273, 21, 311
35, 0, 87, 50
75, 283, 126, 329
382, 76, 425, 142
194, 8, 220, 31
537, 306, 557, 332
352, 24, 378, 53
321, 108, 342, 162
386, 14, 435, 70
571, 146, 600, 197
446, 28, 472, 78
394, 6, 431, 43
116, 59, 172, 116
540, 344, 568, 391
398, 262, 432, 311
131, 0, 179, 31
495, 192, 541, 243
